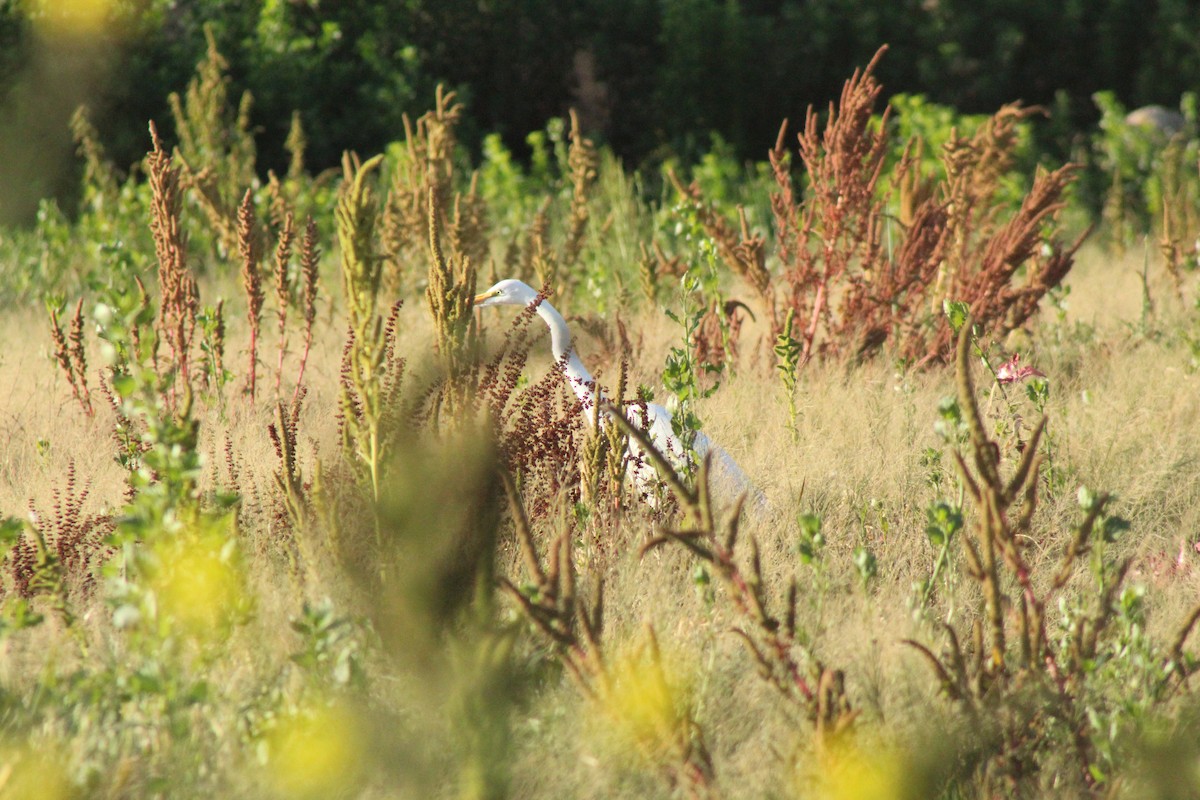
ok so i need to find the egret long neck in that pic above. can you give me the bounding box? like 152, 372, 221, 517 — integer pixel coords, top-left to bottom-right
536, 300, 601, 414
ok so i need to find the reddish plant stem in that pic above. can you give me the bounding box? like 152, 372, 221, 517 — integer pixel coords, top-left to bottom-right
291, 325, 313, 407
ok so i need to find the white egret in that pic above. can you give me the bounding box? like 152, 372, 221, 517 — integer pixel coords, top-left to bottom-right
473, 279, 761, 507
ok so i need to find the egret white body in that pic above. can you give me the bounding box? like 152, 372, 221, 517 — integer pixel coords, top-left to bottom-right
473, 279, 761, 507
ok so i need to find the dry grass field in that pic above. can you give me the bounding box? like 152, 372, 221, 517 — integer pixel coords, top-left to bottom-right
1, 45, 1200, 800
2, 237, 1198, 798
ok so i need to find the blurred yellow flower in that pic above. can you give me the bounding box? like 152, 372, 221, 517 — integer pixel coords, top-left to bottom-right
266, 704, 365, 799
0, 742, 70, 800
597, 636, 698, 762
150, 527, 245, 638
817, 741, 907, 800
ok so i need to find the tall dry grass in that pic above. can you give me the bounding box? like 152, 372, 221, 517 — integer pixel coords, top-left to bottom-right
8, 224, 1200, 798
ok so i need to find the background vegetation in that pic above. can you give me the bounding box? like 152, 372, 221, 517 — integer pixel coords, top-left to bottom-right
1, 3, 1200, 798
3, 0, 1200, 222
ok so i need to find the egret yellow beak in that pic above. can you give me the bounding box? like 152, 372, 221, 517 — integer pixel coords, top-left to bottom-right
472, 289, 499, 306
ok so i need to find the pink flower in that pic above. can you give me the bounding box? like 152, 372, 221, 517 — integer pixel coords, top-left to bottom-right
996, 353, 1045, 385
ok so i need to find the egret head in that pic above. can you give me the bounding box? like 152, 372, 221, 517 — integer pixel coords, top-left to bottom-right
472, 279, 541, 309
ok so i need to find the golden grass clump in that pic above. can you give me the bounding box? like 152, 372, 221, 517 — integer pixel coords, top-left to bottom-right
337, 152, 385, 337
333, 151, 408, 534
561, 109, 599, 272
426, 186, 478, 419
383, 85, 490, 295
525, 198, 554, 288
579, 358, 631, 510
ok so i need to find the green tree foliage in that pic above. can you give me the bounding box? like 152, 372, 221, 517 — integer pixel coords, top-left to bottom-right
2, 0, 1200, 206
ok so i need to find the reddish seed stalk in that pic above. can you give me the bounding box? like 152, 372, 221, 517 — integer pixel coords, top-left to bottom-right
292, 323, 312, 407
49, 300, 95, 417
292, 216, 320, 406
238, 189, 263, 402
68, 299, 93, 416
273, 211, 295, 399
147, 121, 198, 407
247, 319, 259, 401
